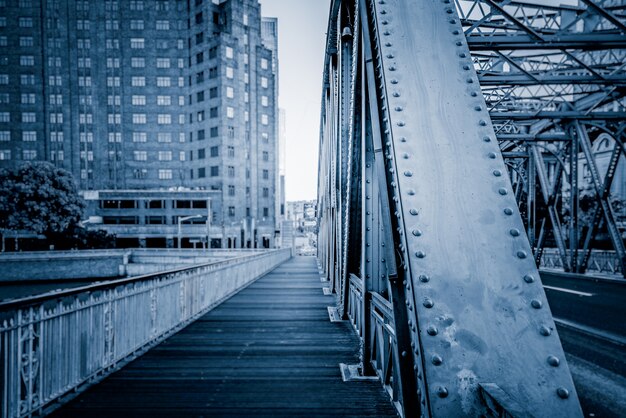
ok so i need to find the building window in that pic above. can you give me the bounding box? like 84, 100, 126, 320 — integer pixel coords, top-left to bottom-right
130, 1, 144, 11
197, 110, 205, 121
22, 112, 36, 123
210, 146, 219, 157
263, 207, 269, 217
261, 114, 269, 125
156, 20, 170, 30
23, 150, 37, 160
226, 87, 234, 99
133, 114, 147, 124
133, 151, 147, 161
228, 185, 235, 196
226, 107, 234, 118
106, 77, 119, 87
210, 166, 219, 177
132, 95, 146, 106
131, 76, 146, 86
226, 46, 233, 59
132, 132, 147, 142
262, 169, 269, 180
0, 150, 10, 160
210, 127, 218, 137
0, 112, 9, 123
131, 57, 145, 68
0, 37, 7, 47
261, 77, 268, 88
198, 148, 205, 159
158, 169, 172, 180
227, 166, 235, 177
197, 129, 205, 140
226, 67, 234, 79
0, 131, 9, 141
108, 133, 121, 142
157, 132, 172, 142
79, 132, 92, 142
130, 38, 145, 49
19, 37, 34, 47
105, 20, 118, 30
261, 58, 268, 70
209, 87, 218, 98
157, 114, 172, 125
158, 151, 172, 161
22, 93, 36, 104
156, 58, 170, 68
20, 56, 35, 66
130, 20, 144, 30
107, 114, 121, 124
197, 91, 204, 102
228, 206, 235, 217
157, 77, 171, 87
262, 151, 269, 162
0, 74, 7, 85
263, 187, 269, 198
19, 17, 33, 28
198, 167, 205, 178
22, 131, 37, 142
179, 151, 186, 161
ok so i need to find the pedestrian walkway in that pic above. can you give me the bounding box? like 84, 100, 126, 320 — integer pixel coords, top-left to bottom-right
51, 256, 398, 417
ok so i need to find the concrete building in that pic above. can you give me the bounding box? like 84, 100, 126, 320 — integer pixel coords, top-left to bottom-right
0, 0, 278, 248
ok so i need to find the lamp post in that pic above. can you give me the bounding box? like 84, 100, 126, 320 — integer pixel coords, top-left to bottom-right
177, 214, 202, 249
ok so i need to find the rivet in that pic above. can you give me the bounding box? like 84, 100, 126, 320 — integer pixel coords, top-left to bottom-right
449, 19, 456, 24
459, 52, 466, 58
431, 354, 443, 365
385, 42, 392, 47
423, 298, 434, 308
547, 356, 560, 367
415, 251, 426, 258
523, 274, 535, 283
397, 121, 405, 127
407, 189, 415, 195
504, 208, 513, 215
467, 78, 474, 84
557, 388, 569, 399
446, 9, 454, 14
531, 299, 542, 309
470, 91, 478, 97
389, 66, 396, 71
463, 64, 470, 70
411, 342, 415, 349
540, 325, 552, 336
400, 137, 407, 142
498, 188, 508, 195
383, 31, 391, 36
493, 169, 502, 176
410, 208, 418, 215
517, 250, 527, 259
412, 229, 422, 236
479, 119, 487, 126
483, 136, 491, 142
436, 386, 448, 398
413, 365, 418, 371
404, 170, 413, 177
381, 20, 389, 25
452, 30, 460, 35
403, 153, 409, 159
393, 92, 400, 97
391, 79, 398, 84
475, 106, 482, 111
427, 325, 438, 336
366, 179, 371, 183
488, 152, 497, 159
509, 228, 520, 236
402, 350, 407, 357
395, 106, 403, 112
455, 41, 462, 46
380, 9, 387, 14
387, 54, 394, 59
419, 274, 430, 283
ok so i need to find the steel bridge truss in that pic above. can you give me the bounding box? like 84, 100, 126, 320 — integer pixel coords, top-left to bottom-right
315, 0, 626, 416
462, 0, 626, 276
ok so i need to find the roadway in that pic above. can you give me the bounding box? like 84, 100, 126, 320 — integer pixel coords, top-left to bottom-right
540, 271, 626, 418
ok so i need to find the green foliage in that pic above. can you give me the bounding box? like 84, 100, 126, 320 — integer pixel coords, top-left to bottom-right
51, 226, 117, 250
0, 162, 85, 238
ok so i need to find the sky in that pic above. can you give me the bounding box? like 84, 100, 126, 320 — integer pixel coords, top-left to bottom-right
259, 0, 331, 201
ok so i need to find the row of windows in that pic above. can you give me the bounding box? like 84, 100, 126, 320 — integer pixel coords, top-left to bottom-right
0, 149, 36, 160
76, 19, 174, 31
0, 131, 36, 141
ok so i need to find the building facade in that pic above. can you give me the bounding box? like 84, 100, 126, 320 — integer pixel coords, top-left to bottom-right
0, 0, 278, 248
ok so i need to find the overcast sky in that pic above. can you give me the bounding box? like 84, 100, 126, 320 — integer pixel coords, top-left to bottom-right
259, 0, 331, 202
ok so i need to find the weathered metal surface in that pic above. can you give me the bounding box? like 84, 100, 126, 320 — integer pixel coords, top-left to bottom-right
0, 249, 291, 418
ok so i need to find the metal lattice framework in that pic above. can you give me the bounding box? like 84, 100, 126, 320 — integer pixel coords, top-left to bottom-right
316, 0, 625, 416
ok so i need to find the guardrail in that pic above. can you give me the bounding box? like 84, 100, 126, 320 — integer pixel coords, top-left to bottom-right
0, 248, 291, 418
540, 248, 623, 276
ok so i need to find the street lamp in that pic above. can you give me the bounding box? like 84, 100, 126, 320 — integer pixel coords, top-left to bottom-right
178, 214, 203, 249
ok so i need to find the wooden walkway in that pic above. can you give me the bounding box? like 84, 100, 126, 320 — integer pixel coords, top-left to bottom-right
51, 257, 398, 417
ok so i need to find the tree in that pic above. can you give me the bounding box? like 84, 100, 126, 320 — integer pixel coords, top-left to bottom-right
0, 162, 85, 245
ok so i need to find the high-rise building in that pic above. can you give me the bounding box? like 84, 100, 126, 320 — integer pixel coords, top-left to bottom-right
0, 0, 278, 248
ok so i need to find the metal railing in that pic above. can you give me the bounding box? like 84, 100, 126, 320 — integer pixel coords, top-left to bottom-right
540, 248, 624, 276
0, 248, 291, 418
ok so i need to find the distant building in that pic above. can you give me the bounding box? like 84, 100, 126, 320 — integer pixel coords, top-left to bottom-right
0, 0, 279, 248
286, 200, 317, 252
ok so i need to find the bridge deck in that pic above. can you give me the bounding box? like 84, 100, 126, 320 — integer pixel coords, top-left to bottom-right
51, 256, 397, 417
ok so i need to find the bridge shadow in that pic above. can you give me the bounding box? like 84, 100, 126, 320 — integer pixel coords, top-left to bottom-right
50, 257, 397, 417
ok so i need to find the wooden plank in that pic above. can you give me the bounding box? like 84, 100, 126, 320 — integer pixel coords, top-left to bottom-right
50, 257, 397, 418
